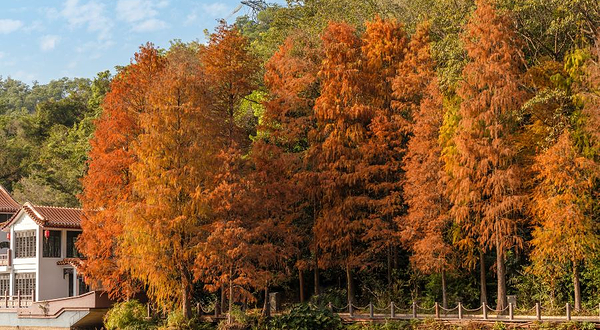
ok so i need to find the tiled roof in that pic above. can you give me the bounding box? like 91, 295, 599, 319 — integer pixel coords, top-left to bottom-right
0, 186, 19, 213
3, 202, 85, 230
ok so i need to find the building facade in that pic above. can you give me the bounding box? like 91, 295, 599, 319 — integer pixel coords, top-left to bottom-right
0, 191, 87, 302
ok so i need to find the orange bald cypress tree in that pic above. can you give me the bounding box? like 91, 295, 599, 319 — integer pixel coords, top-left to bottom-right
399, 22, 452, 308
78, 44, 165, 299
530, 132, 599, 311
358, 17, 408, 285
450, 0, 527, 310
194, 22, 260, 320
262, 34, 322, 301
311, 22, 369, 305
122, 44, 213, 318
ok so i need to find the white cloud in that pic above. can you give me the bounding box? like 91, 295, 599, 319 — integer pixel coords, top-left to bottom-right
40, 35, 60, 51
61, 0, 112, 40
0, 52, 4, 60
202, 3, 231, 18
132, 18, 167, 32
0, 19, 23, 34
116, 0, 168, 32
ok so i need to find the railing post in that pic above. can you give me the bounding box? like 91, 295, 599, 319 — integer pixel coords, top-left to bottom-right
458, 302, 462, 320
215, 302, 219, 318
147, 302, 151, 318
328, 302, 333, 312
196, 302, 200, 316
31, 289, 34, 303
390, 302, 395, 318
412, 301, 417, 318
536, 302, 541, 321
4, 290, 7, 308
509, 303, 514, 320
482, 302, 487, 320
566, 303, 571, 321
349, 303, 353, 317
17, 290, 20, 308
435, 302, 440, 318
369, 302, 374, 318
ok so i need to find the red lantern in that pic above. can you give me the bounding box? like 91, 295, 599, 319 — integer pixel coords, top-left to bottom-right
6, 232, 9, 240
44, 230, 50, 240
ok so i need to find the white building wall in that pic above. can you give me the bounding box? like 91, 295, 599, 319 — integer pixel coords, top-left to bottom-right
11, 214, 38, 298
37, 229, 71, 301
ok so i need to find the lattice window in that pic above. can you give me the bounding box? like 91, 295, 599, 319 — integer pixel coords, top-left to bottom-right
14, 273, 35, 296
66, 231, 82, 258
15, 231, 36, 258
43, 230, 61, 258
0, 274, 9, 296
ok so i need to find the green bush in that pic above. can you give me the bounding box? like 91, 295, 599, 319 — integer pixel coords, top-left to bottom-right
104, 300, 155, 330
158, 309, 215, 330
265, 304, 344, 330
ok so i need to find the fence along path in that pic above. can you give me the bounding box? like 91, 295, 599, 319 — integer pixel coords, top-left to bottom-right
328, 301, 600, 323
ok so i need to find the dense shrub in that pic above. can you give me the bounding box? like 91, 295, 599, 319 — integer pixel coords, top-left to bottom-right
265, 304, 344, 330
104, 300, 155, 330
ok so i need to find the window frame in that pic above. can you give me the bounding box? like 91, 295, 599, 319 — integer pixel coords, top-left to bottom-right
14, 272, 35, 296
66, 231, 83, 258
14, 230, 36, 258
42, 230, 62, 258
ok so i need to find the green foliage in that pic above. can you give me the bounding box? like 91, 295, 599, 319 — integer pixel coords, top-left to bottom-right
104, 300, 155, 330
265, 304, 344, 330
158, 310, 212, 330
309, 287, 348, 309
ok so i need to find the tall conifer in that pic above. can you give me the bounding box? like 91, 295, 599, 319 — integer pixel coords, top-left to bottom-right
451, 0, 527, 310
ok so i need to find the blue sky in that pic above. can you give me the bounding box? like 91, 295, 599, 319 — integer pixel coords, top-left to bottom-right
0, 0, 280, 84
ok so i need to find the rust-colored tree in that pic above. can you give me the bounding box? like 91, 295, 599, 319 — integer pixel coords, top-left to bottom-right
262, 34, 322, 302
78, 44, 165, 299
122, 44, 213, 318
450, 0, 527, 310
530, 132, 599, 311
310, 21, 369, 305
398, 22, 453, 308
358, 17, 408, 287
194, 22, 260, 320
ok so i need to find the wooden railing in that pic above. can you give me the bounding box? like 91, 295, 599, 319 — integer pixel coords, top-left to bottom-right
329, 301, 600, 323
0, 290, 34, 308
0, 249, 11, 266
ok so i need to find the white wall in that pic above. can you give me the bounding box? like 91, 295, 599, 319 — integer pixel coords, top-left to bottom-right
11, 214, 38, 298
37, 229, 71, 301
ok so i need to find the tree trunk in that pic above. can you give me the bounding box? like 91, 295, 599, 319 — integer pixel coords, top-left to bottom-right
479, 249, 487, 305
299, 269, 305, 303
220, 286, 225, 316
346, 263, 355, 305
263, 286, 271, 317
573, 262, 582, 311
387, 246, 392, 287
314, 249, 321, 295
496, 241, 507, 311
228, 269, 234, 324
441, 269, 448, 309
214, 288, 221, 316
181, 278, 191, 320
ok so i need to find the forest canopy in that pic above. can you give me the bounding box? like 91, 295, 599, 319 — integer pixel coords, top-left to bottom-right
1, 0, 599, 320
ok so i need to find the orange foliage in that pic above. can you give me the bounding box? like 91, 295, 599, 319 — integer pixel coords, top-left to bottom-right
399, 22, 451, 275
450, 0, 527, 310
78, 44, 165, 299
